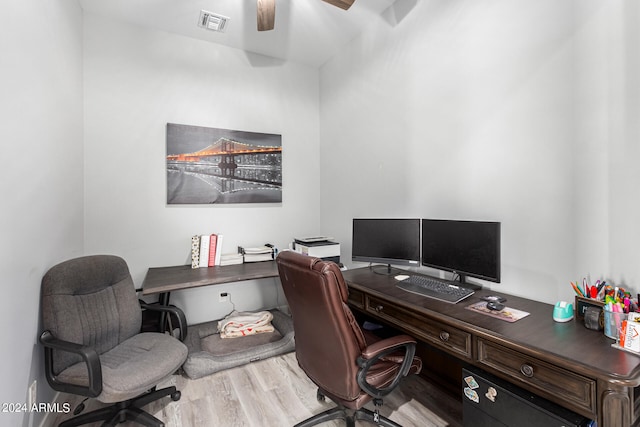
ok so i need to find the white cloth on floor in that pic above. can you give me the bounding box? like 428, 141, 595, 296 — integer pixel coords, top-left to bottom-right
217, 310, 275, 338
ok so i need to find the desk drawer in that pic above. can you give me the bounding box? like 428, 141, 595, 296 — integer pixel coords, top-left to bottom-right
477, 338, 596, 414
366, 296, 472, 360
348, 288, 365, 310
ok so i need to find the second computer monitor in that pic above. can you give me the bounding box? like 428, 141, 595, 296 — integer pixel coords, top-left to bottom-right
421, 219, 501, 284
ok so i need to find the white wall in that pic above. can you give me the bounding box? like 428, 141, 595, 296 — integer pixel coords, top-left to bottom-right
82, 14, 321, 323
572, 1, 614, 283
320, 0, 640, 304
0, 1, 84, 426
604, 1, 640, 289
572, 1, 640, 287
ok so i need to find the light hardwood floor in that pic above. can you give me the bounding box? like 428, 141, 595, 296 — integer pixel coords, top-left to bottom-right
50, 352, 462, 427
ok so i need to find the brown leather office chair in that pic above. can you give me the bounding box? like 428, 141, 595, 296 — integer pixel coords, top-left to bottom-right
276, 251, 422, 427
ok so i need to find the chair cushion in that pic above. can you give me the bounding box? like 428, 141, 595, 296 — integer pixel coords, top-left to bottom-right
57, 333, 187, 403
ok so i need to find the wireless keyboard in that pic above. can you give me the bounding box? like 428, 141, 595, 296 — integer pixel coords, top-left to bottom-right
396, 275, 474, 303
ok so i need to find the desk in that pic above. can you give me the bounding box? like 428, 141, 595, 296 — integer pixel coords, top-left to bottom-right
141, 261, 279, 324
342, 267, 640, 427
142, 261, 279, 297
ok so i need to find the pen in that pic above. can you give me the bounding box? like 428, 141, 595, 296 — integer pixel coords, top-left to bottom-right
571, 282, 584, 297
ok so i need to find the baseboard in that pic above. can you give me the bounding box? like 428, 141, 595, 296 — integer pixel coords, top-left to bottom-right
38, 391, 61, 427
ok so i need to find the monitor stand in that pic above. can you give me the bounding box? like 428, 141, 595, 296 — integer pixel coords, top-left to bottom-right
457, 273, 482, 290
370, 264, 401, 276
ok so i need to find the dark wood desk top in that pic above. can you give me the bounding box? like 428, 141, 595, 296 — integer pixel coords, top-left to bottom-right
141, 260, 279, 295
343, 267, 640, 386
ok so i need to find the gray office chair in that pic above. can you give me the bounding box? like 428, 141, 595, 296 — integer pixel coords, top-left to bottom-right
40, 255, 188, 427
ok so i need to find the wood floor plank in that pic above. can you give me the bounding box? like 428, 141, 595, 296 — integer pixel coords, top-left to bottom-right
247, 359, 316, 425
48, 352, 462, 427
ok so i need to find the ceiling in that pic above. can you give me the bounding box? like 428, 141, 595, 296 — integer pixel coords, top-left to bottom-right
79, 0, 397, 68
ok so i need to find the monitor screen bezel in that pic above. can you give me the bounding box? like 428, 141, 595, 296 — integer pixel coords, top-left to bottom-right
351, 218, 421, 267
421, 219, 501, 283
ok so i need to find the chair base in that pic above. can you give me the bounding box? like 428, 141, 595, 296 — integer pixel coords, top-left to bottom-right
295, 406, 402, 427
60, 386, 181, 427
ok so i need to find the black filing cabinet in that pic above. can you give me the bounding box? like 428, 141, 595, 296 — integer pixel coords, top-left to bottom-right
462, 367, 593, 427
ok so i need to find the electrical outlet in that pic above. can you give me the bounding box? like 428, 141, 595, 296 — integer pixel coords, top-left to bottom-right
219, 292, 229, 303
28, 380, 37, 407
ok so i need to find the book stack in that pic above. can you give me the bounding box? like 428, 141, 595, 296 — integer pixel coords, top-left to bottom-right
219, 252, 243, 266
293, 238, 340, 263
239, 245, 275, 263
190, 233, 224, 269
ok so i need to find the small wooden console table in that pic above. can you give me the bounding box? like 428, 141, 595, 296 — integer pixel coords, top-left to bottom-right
142, 260, 279, 298
142, 261, 278, 324
141, 261, 279, 325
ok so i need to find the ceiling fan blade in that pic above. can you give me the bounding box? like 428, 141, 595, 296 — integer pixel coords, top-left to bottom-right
257, 0, 275, 31
321, 0, 356, 10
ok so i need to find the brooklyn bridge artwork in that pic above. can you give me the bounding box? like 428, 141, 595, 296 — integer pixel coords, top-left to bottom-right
166, 123, 282, 204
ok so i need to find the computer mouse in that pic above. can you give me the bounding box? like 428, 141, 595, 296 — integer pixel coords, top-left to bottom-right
482, 295, 506, 303
486, 301, 505, 311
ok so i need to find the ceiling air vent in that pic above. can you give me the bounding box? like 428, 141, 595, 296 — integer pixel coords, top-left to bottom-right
198, 10, 229, 33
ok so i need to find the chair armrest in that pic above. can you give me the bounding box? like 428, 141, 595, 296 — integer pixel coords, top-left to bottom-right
39, 331, 102, 398
360, 335, 416, 360
139, 302, 188, 341
356, 334, 417, 398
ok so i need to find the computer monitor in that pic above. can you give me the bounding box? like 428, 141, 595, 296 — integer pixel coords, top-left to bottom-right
352, 218, 421, 274
421, 219, 501, 287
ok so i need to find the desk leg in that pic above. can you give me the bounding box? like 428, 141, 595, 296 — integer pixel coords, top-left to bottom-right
159, 292, 171, 306
158, 292, 171, 333
599, 379, 634, 427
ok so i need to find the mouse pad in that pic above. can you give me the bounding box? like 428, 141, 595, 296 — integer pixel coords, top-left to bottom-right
466, 301, 530, 323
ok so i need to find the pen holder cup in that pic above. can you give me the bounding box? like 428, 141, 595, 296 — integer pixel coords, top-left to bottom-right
603, 307, 627, 340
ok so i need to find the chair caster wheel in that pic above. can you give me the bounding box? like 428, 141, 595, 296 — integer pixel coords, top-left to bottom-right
73, 402, 85, 415
316, 389, 325, 402
171, 391, 181, 401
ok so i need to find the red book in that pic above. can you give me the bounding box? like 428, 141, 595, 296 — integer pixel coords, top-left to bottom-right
208, 234, 218, 267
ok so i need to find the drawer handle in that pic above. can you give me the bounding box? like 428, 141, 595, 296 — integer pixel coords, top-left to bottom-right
374, 305, 384, 313
520, 364, 534, 378
439, 331, 450, 342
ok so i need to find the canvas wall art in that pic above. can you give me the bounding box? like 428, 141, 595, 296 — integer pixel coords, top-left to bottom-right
166, 123, 282, 204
